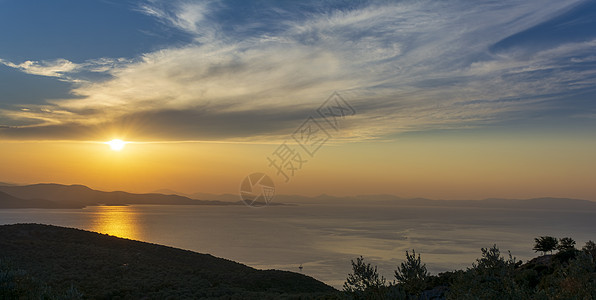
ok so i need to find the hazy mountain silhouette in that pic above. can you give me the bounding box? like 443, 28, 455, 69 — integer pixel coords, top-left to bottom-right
1, 183, 594, 210
151, 189, 241, 202
189, 192, 241, 202
0, 184, 240, 209
151, 188, 188, 196
0, 190, 82, 209
278, 194, 596, 210
0, 224, 336, 298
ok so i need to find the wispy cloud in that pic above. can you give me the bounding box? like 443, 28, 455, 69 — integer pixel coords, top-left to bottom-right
137, 0, 219, 42
0, 57, 133, 83
0, 59, 80, 79
1, 0, 594, 141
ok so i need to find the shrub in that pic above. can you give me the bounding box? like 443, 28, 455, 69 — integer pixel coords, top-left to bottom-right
539, 252, 596, 299
447, 245, 533, 300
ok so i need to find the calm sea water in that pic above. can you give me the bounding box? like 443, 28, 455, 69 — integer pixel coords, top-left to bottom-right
1, 203, 595, 288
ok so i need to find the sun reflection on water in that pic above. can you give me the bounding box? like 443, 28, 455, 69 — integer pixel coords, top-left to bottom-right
88, 205, 140, 240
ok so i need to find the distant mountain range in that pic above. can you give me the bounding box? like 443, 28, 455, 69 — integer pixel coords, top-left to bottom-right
278, 194, 596, 210
0, 184, 240, 209
0, 190, 74, 209
2, 183, 595, 210
180, 191, 596, 210
153, 189, 240, 202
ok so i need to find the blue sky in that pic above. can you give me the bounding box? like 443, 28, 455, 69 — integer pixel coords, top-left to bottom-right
0, 0, 595, 141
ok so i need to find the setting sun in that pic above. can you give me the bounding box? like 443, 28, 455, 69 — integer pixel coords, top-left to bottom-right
106, 139, 126, 151
1, 0, 596, 297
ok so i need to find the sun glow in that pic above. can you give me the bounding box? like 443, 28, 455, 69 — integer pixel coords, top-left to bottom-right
90, 205, 140, 240
106, 139, 126, 151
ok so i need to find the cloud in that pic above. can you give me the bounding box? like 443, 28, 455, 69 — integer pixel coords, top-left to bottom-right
0, 59, 79, 79
0, 57, 133, 83
137, 0, 219, 42
1, 0, 594, 141
0, 106, 314, 141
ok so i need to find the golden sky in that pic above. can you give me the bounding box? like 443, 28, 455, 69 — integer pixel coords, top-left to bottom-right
1, 130, 594, 200
1, 1, 595, 200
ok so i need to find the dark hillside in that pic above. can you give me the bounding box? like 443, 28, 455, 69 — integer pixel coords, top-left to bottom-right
0, 224, 336, 299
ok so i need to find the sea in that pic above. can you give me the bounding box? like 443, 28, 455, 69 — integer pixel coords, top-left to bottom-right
1, 202, 595, 288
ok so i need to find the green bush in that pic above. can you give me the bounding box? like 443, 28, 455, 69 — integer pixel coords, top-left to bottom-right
538, 252, 596, 299
447, 245, 533, 300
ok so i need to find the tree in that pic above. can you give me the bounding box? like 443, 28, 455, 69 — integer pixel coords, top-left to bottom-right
557, 237, 576, 252
394, 250, 428, 296
475, 245, 509, 271
533, 236, 558, 255
343, 256, 387, 298
582, 240, 596, 260
583, 240, 596, 251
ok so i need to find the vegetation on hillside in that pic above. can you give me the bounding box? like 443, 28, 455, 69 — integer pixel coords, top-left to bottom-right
2, 223, 596, 299
343, 236, 596, 299
0, 224, 335, 299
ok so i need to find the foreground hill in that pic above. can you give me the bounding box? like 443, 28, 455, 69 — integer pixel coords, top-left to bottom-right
0, 184, 240, 208
0, 224, 336, 299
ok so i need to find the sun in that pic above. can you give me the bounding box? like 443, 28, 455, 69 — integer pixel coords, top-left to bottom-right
106, 139, 127, 151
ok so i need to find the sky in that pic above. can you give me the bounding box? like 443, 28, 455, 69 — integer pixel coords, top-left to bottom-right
0, 0, 595, 200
